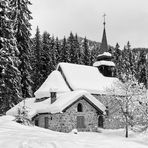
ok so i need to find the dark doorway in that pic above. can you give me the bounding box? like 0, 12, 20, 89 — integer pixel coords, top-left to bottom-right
98, 115, 103, 128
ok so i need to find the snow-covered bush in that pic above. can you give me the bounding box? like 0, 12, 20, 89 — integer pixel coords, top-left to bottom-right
15, 102, 32, 126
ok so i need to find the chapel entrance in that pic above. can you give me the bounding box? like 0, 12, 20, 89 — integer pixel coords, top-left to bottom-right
98, 115, 103, 128
77, 116, 85, 128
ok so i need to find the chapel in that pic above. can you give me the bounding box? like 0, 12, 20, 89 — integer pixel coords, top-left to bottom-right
6, 18, 122, 132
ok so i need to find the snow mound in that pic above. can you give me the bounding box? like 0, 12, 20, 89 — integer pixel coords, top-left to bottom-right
0, 115, 15, 123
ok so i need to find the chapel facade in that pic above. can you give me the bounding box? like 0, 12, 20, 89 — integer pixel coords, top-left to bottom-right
7, 18, 124, 132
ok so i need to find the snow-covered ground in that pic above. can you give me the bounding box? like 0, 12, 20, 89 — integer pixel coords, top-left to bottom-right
0, 116, 148, 148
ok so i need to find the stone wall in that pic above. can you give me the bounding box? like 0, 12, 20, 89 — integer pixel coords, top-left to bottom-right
34, 113, 62, 132
60, 98, 99, 132
93, 94, 125, 129
33, 97, 102, 132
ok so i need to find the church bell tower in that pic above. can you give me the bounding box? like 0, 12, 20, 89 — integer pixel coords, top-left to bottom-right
93, 14, 116, 77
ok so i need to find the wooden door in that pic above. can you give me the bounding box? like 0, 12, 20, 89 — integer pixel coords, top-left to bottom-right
77, 116, 85, 128
98, 115, 103, 128
44, 117, 49, 129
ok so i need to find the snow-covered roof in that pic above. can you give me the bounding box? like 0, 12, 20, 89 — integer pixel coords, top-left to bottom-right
34, 70, 70, 98
93, 61, 115, 67
6, 90, 106, 119
97, 52, 112, 57
57, 62, 119, 94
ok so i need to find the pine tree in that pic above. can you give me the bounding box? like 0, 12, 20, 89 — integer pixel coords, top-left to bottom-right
67, 32, 77, 63
112, 43, 122, 79
50, 36, 57, 70
122, 41, 135, 81
60, 37, 70, 62
90, 46, 99, 65
136, 51, 147, 87
0, 0, 22, 113
10, 0, 33, 98
54, 37, 61, 64
74, 34, 82, 64
31, 26, 42, 93
82, 37, 91, 65
40, 31, 52, 81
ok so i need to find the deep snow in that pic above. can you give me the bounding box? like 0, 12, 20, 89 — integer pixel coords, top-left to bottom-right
0, 115, 148, 148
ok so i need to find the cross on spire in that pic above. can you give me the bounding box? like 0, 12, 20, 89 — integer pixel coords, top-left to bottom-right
103, 13, 106, 27
99, 13, 108, 54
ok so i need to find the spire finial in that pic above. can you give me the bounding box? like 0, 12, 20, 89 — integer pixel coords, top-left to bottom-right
103, 13, 106, 27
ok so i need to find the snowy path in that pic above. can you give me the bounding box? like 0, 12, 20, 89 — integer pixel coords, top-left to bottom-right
0, 116, 147, 148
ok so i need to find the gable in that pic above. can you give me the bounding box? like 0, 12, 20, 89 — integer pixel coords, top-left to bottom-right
62, 95, 104, 114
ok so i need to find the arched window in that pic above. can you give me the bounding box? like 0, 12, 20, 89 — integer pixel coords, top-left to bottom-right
77, 103, 83, 112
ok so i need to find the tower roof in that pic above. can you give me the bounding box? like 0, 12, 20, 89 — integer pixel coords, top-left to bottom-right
99, 14, 108, 54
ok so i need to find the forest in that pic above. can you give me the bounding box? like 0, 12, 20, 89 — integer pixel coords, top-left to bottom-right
0, 0, 148, 114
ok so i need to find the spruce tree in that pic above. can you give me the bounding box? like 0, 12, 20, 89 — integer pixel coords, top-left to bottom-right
74, 34, 82, 64
112, 43, 122, 79
82, 37, 91, 65
50, 36, 57, 70
136, 51, 147, 87
122, 41, 135, 81
67, 32, 77, 63
61, 37, 70, 62
90, 46, 99, 65
0, 0, 22, 113
31, 26, 42, 92
10, 0, 33, 98
40, 31, 52, 81
54, 37, 61, 64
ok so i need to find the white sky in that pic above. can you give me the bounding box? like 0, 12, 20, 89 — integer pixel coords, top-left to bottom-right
30, 0, 148, 49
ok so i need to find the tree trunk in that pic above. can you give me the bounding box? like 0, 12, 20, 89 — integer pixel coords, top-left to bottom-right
125, 97, 129, 138
125, 114, 128, 138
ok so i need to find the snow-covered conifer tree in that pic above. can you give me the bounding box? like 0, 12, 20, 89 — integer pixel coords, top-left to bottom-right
74, 34, 82, 64
67, 32, 77, 64
10, 0, 33, 98
82, 37, 91, 65
60, 37, 70, 63
0, 0, 22, 113
31, 26, 42, 92
40, 32, 52, 81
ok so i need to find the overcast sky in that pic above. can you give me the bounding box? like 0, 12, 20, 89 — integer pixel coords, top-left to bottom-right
30, 0, 148, 49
